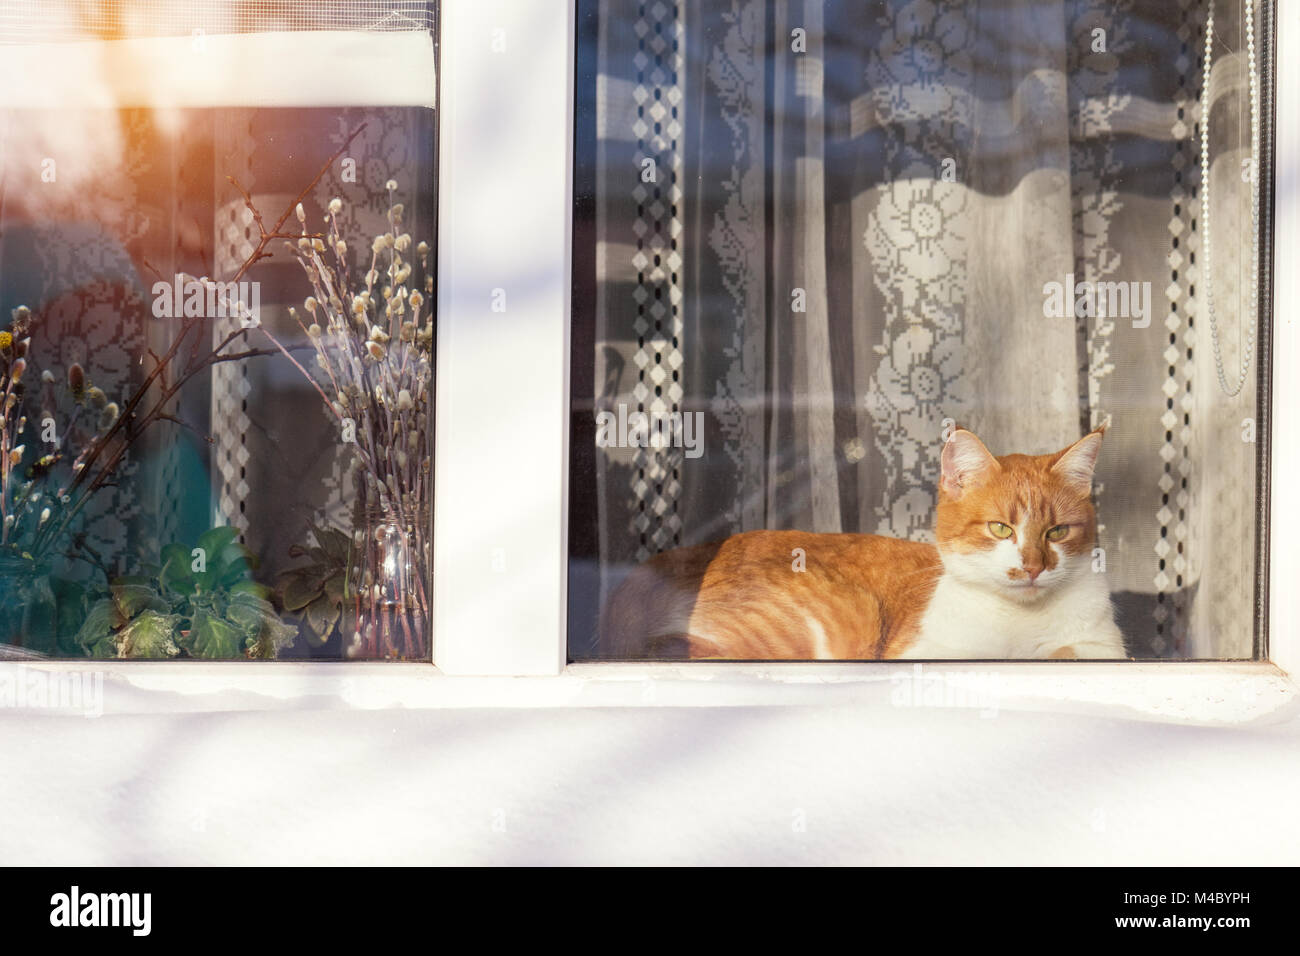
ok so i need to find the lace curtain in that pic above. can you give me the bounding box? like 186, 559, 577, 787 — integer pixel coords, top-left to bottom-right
575, 0, 1267, 659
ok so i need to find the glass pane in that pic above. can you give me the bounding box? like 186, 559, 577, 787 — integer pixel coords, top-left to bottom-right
570, 0, 1273, 661
0, 1, 437, 660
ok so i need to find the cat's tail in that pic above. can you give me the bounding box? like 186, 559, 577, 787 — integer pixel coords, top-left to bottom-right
596, 566, 652, 659
597, 562, 696, 660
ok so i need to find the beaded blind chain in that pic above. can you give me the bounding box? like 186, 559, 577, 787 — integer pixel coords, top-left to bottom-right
1200, 0, 1260, 398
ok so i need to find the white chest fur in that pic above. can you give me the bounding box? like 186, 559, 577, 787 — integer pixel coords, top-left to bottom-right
901, 567, 1125, 660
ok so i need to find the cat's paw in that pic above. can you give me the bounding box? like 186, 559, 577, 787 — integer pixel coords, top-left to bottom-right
1047, 645, 1078, 660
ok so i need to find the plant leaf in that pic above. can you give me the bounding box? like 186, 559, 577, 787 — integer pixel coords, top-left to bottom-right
74, 598, 119, 655
158, 543, 194, 594
116, 609, 181, 659
313, 525, 353, 565
225, 600, 270, 635
277, 569, 325, 612
215, 541, 256, 586
188, 608, 243, 659
229, 580, 273, 604
85, 634, 119, 658
111, 580, 167, 620
302, 594, 341, 646
323, 568, 350, 604
196, 525, 239, 560
227, 603, 298, 659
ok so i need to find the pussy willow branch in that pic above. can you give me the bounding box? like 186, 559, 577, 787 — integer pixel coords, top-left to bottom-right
263, 187, 432, 658
62, 121, 367, 500
33, 123, 369, 557
225, 121, 367, 285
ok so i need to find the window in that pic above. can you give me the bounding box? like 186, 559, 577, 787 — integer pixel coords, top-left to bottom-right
569, 0, 1275, 661
0, 1, 438, 660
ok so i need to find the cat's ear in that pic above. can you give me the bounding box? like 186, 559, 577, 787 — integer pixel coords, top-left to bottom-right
941, 428, 999, 498
1051, 419, 1109, 492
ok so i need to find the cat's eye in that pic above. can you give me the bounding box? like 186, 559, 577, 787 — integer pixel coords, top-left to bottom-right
1046, 525, 1070, 542
988, 522, 1014, 539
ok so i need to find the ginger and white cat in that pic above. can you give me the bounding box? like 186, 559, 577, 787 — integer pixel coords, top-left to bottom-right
599, 424, 1126, 660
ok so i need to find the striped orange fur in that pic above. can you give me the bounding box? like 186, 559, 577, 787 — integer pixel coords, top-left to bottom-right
598, 423, 1122, 660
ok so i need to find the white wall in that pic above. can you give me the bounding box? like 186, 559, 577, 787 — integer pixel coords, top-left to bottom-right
2, 666, 1298, 864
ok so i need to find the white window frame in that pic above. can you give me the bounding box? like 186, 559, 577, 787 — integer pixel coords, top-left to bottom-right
2, 0, 1297, 725
430, 0, 1300, 718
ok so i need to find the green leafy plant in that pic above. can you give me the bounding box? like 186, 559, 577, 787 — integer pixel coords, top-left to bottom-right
76, 526, 297, 659
276, 522, 353, 648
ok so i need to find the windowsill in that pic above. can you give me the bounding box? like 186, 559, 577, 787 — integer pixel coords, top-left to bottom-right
3, 658, 1295, 726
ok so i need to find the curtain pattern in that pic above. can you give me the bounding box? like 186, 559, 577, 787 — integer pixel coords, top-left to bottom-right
583, 0, 1263, 659
0, 107, 190, 579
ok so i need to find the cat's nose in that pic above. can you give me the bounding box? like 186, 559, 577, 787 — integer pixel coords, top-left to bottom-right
1024, 565, 1044, 582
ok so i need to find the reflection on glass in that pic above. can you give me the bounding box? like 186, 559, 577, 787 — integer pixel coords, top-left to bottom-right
0, 1, 438, 660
